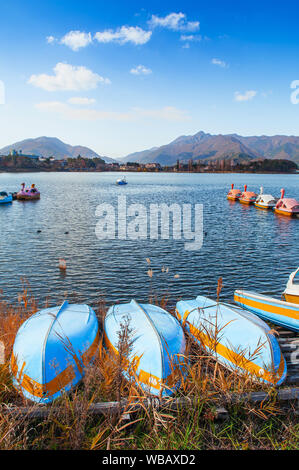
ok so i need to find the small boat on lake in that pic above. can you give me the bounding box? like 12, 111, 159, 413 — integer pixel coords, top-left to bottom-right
11, 301, 99, 403
239, 185, 257, 205
176, 296, 287, 385
116, 177, 127, 185
0, 191, 12, 204
227, 184, 242, 201
274, 189, 299, 217
17, 183, 40, 201
104, 300, 186, 396
254, 187, 277, 210
234, 269, 299, 332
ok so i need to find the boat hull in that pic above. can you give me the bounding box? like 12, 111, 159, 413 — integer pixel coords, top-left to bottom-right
0, 195, 12, 204
274, 208, 298, 217
176, 296, 287, 386
104, 300, 186, 396
254, 202, 274, 210
11, 301, 99, 403
239, 199, 254, 205
234, 290, 299, 332
17, 193, 40, 200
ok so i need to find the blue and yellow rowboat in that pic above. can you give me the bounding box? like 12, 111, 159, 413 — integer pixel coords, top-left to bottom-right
11, 301, 100, 403
234, 290, 299, 333
176, 296, 287, 386
104, 300, 186, 396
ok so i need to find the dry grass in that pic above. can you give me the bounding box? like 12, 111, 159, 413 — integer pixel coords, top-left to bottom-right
0, 277, 298, 450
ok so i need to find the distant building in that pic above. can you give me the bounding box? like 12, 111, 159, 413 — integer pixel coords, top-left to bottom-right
9, 149, 39, 160
145, 163, 161, 170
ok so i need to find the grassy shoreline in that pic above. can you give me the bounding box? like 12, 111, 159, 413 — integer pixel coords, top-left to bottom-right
0, 286, 298, 450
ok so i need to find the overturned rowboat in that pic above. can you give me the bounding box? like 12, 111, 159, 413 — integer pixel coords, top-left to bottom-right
104, 300, 186, 396
176, 296, 287, 386
11, 301, 99, 403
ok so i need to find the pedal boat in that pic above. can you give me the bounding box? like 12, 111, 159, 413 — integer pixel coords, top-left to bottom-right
227, 184, 242, 201
234, 269, 299, 332
274, 189, 299, 217
116, 177, 127, 185
0, 191, 13, 204
254, 187, 277, 210
176, 296, 286, 386
104, 300, 186, 396
17, 183, 40, 200
239, 185, 257, 205
11, 301, 100, 403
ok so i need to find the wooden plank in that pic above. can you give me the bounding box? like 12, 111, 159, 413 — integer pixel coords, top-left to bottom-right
1, 388, 298, 420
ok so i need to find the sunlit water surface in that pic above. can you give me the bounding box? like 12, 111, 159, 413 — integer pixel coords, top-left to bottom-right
0, 172, 298, 309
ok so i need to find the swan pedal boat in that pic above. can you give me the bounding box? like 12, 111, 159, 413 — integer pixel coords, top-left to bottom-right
274, 189, 299, 217
176, 296, 287, 386
254, 187, 277, 210
104, 300, 186, 396
234, 268, 299, 332
239, 185, 257, 205
11, 301, 99, 403
0, 191, 13, 204
227, 184, 242, 201
17, 183, 40, 200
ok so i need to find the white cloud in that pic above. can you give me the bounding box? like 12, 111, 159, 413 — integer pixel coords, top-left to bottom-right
211, 58, 228, 68
180, 34, 201, 42
130, 65, 152, 75
60, 31, 92, 51
46, 35, 56, 44
28, 63, 110, 91
68, 97, 96, 105
35, 101, 189, 122
149, 12, 200, 32
234, 90, 257, 102
94, 26, 151, 45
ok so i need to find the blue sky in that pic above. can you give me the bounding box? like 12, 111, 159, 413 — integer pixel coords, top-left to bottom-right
0, 0, 299, 157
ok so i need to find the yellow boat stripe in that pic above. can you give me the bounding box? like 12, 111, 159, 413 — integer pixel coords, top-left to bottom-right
284, 294, 299, 305
11, 330, 100, 399
234, 293, 299, 320
178, 313, 284, 385
103, 330, 163, 390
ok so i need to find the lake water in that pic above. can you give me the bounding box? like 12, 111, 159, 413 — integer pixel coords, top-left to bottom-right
0, 171, 298, 309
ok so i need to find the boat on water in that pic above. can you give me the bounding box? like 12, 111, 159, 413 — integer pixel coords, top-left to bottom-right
11, 301, 99, 403
0, 191, 13, 204
274, 189, 299, 217
17, 183, 40, 201
254, 187, 277, 210
116, 177, 127, 185
234, 268, 299, 332
104, 300, 186, 396
239, 185, 257, 205
176, 296, 287, 385
227, 184, 242, 201
283, 267, 299, 304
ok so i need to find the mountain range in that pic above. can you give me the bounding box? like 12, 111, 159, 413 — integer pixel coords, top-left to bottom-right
2, 132, 299, 166
0, 136, 116, 163
123, 131, 299, 165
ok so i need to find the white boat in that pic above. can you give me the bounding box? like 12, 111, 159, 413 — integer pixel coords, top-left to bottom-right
254, 187, 277, 210
116, 177, 127, 185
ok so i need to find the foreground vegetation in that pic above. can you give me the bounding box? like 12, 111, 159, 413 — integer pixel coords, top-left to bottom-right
0, 282, 298, 450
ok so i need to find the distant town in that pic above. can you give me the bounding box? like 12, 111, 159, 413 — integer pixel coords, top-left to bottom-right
0, 148, 297, 174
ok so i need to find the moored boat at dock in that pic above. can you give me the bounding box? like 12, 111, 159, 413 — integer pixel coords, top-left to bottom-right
274, 189, 299, 217
227, 184, 242, 201
239, 185, 257, 205
254, 187, 277, 210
